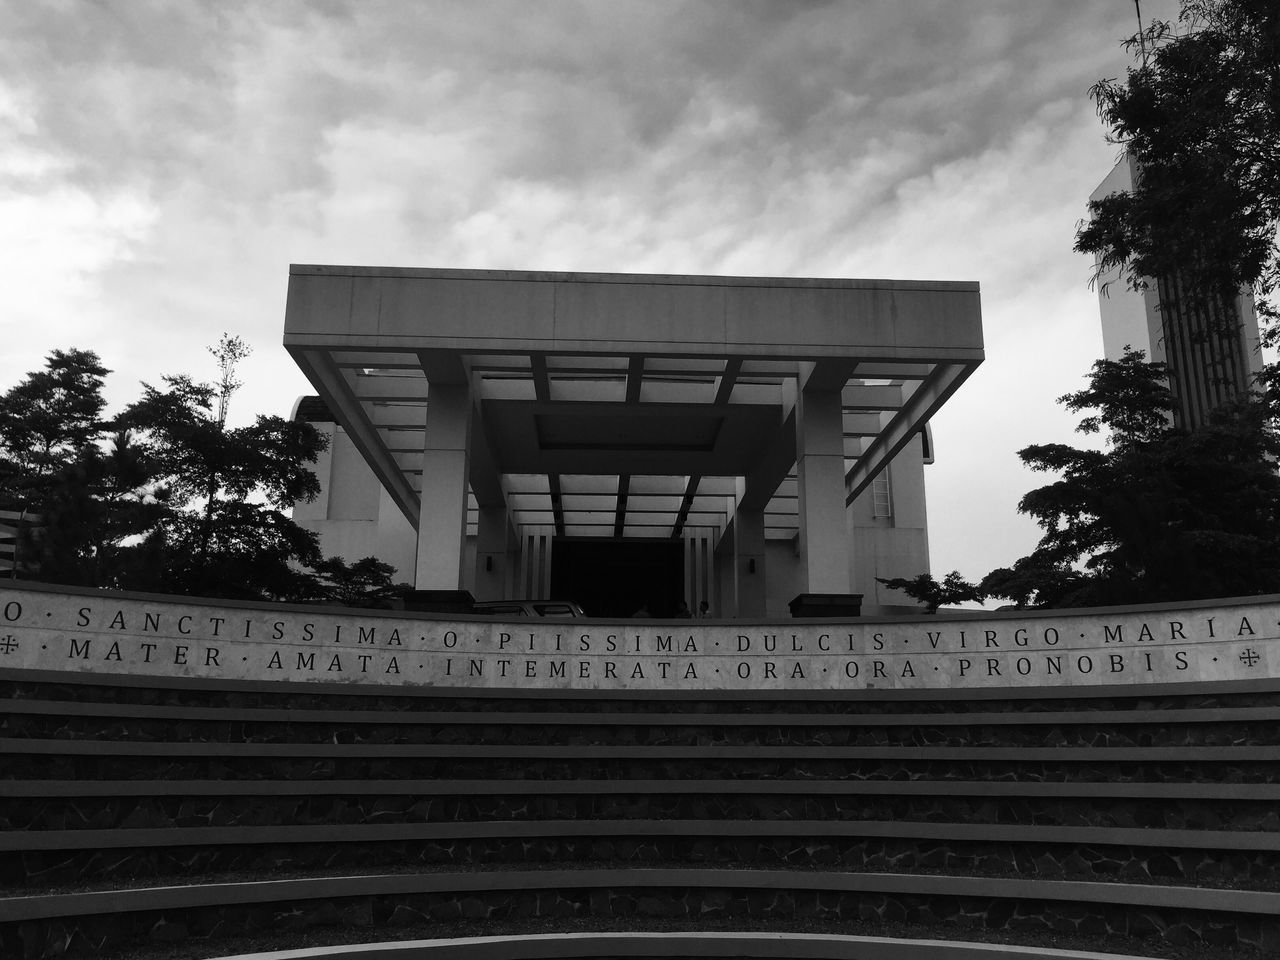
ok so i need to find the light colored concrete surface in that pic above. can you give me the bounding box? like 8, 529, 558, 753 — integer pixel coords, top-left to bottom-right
206, 931, 1177, 960
5, 582, 1280, 693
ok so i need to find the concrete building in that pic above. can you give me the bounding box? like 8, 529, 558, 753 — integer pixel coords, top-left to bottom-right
285, 266, 983, 618
1092, 156, 1263, 428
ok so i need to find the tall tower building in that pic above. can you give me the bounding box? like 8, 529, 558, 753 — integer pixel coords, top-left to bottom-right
1092, 155, 1263, 428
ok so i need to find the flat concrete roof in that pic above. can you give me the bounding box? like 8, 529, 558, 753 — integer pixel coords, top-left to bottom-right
284, 266, 983, 539
285, 265, 983, 362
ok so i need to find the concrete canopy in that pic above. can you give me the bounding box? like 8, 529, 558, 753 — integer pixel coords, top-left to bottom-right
284, 266, 983, 547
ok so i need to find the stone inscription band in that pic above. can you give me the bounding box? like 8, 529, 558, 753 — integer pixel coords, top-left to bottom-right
1, 584, 1277, 692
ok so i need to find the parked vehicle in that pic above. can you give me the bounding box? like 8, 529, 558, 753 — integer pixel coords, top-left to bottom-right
471, 600, 586, 619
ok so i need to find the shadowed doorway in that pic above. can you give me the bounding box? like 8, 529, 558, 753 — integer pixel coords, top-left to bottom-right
550, 538, 684, 618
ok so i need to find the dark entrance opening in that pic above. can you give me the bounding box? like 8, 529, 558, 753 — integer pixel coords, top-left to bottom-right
550, 538, 684, 618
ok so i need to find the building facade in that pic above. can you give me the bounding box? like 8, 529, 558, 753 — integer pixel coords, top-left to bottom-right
286, 266, 983, 618
1092, 156, 1263, 428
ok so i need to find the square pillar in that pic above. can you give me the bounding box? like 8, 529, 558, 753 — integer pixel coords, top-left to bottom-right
474, 506, 514, 601
414, 382, 472, 591
795, 383, 852, 594
733, 508, 766, 618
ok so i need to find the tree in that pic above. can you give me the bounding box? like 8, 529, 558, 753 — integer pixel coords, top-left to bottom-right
0, 350, 141, 583
985, 349, 1280, 607
978, 557, 1089, 610
0, 349, 109, 504
308, 556, 411, 609
1076, 0, 1280, 335
876, 571, 984, 614
116, 338, 329, 600
0, 340, 331, 598
21, 431, 163, 587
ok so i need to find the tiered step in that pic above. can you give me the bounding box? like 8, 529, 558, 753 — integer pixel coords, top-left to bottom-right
2, 676, 1280, 958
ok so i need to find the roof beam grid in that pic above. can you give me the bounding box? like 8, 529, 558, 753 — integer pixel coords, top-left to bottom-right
350, 374, 430, 403
637, 380, 716, 405
845, 361, 975, 504
289, 348, 421, 525
555, 495, 620, 512
842, 412, 889, 437
670, 474, 702, 539
284, 267, 983, 536
739, 397, 797, 512
531, 354, 550, 402
714, 359, 742, 405
502, 474, 551, 494
841, 383, 909, 413
642, 357, 727, 373
467, 355, 531, 371
468, 398, 508, 510
852, 361, 935, 380
614, 475, 630, 538
415, 350, 468, 386
477, 379, 539, 402
556, 475, 620, 494
621, 495, 687, 512
625, 358, 644, 403
367, 402, 433, 429
627, 476, 692, 496
547, 377, 628, 404
545, 356, 630, 371
547, 473, 566, 537
800, 359, 857, 393
330, 352, 423, 370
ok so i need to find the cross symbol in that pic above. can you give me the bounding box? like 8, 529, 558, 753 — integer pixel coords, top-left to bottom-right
1239, 648, 1261, 668
0, 635, 17, 654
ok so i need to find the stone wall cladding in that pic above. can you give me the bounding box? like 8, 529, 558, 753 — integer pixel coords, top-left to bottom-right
8, 713, 1280, 749
6, 792, 1280, 836
9, 837, 1280, 892
7, 677, 1280, 715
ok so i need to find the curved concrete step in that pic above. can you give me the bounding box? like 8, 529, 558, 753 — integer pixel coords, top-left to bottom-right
6, 868, 1279, 922
7, 818, 1280, 854
203, 930, 1194, 960
6, 737, 1279, 762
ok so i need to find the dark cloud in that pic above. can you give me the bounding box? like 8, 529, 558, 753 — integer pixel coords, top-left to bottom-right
5, 0, 1150, 205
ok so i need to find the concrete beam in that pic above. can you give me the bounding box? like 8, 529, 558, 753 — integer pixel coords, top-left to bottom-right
846, 362, 973, 504
288, 347, 420, 526
740, 381, 798, 512
285, 265, 984, 363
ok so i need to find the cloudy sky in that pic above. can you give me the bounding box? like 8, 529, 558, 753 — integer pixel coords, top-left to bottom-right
1, 0, 1178, 582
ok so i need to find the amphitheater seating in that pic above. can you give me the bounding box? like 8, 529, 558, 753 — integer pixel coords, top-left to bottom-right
2, 670, 1280, 958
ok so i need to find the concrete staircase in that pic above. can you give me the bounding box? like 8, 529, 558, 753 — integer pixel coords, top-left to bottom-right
3, 672, 1280, 958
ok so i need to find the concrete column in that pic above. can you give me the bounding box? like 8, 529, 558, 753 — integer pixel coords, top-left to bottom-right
795, 384, 851, 593
414, 383, 472, 589
473, 506, 513, 600
733, 508, 766, 618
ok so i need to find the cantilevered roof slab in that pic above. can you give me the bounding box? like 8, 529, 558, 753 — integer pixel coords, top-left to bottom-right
284, 266, 983, 541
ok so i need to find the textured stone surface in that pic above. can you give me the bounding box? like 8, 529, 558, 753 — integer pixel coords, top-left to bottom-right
10, 708, 1280, 747
7, 584, 1277, 693
5, 885, 1280, 960
8, 677, 1280, 714
8, 790, 1280, 835
6, 677, 1280, 957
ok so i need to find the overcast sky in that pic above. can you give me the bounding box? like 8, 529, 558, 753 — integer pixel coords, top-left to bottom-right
1, 0, 1180, 582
